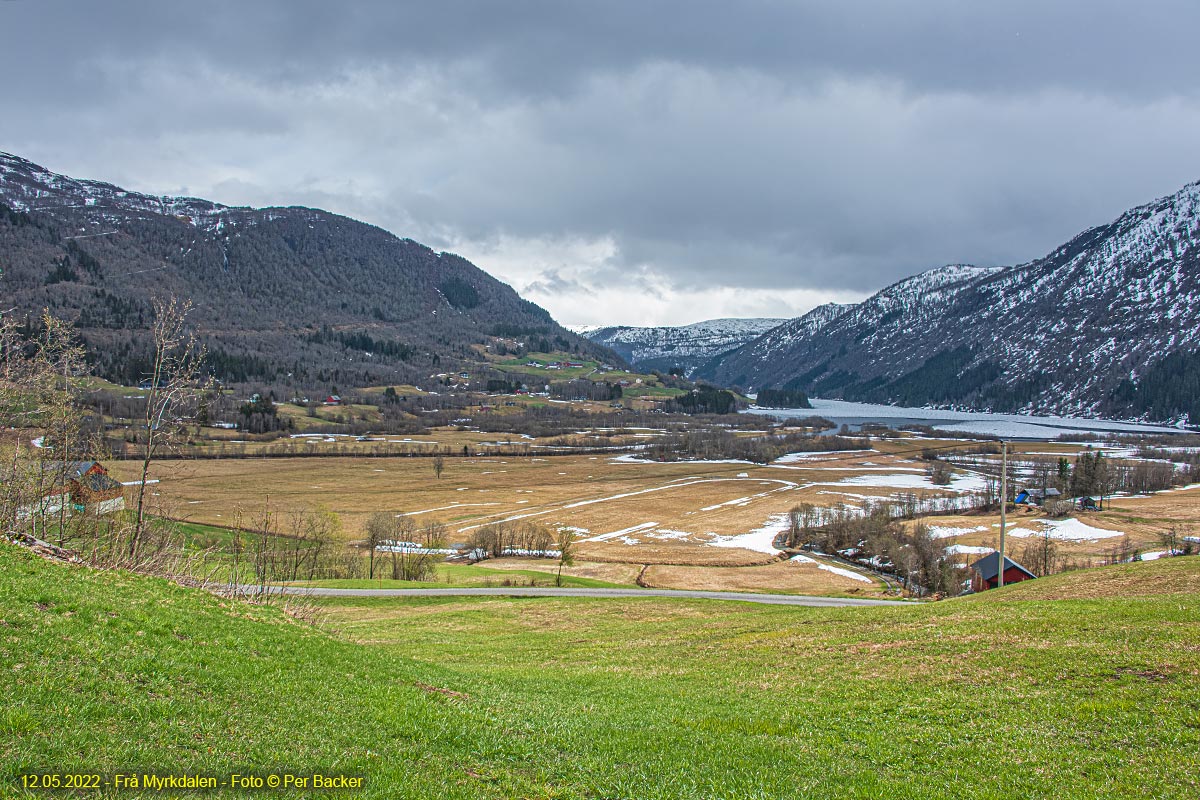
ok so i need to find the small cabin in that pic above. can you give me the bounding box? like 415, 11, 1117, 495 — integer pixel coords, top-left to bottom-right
324, 395, 342, 405
969, 552, 1037, 592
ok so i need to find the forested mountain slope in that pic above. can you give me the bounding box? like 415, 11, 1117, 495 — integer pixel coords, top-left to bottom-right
0, 152, 617, 388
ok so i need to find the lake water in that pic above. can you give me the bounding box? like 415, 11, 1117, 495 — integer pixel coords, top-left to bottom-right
746, 398, 1186, 440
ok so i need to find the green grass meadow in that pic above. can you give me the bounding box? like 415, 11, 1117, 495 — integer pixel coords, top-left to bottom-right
1, 544, 1198, 798
288, 561, 630, 590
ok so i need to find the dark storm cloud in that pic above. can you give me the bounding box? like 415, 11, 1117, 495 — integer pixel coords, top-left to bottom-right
2, 1, 1199, 323
7, 1, 1199, 99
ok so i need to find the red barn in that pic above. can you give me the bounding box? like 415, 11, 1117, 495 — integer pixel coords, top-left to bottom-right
969, 552, 1037, 591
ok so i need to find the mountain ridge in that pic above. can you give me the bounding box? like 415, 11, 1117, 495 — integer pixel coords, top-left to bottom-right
0, 152, 620, 389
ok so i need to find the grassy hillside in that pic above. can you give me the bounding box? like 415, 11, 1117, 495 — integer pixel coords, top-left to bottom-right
2, 546, 1198, 798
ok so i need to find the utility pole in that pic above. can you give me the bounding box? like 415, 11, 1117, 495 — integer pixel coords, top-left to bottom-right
998, 440, 1008, 588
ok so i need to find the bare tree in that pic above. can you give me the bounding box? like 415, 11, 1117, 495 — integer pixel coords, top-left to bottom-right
1159, 525, 1182, 558
301, 505, 341, 581
927, 460, 953, 486
1019, 528, 1059, 576
130, 297, 206, 557
390, 515, 418, 579
37, 312, 88, 545
432, 452, 446, 479
556, 528, 577, 587
787, 506, 802, 548
364, 512, 391, 579
0, 311, 89, 540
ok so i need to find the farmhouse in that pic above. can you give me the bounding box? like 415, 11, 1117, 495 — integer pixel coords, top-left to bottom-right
1015, 487, 1061, 506
969, 552, 1037, 591
18, 461, 126, 519
71, 470, 126, 514
324, 395, 342, 405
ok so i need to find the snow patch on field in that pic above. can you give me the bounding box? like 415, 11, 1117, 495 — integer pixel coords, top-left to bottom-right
403, 502, 499, 516
817, 473, 987, 493
1008, 518, 1124, 541
701, 496, 753, 511
1140, 549, 1183, 561
707, 513, 789, 554
609, 453, 754, 465
944, 544, 993, 556
788, 554, 874, 583
816, 490, 893, 502
583, 522, 659, 543
774, 450, 868, 463
927, 525, 989, 539
770, 464, 925, 473
645, 529, 692, 541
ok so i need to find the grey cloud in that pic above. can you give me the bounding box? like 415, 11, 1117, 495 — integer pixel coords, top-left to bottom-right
2, 1, 1199, 323
6, 2, 1199, 100
522, 269, 591, 297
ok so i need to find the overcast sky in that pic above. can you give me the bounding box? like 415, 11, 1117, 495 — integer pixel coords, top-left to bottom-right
3, 2, 1199, 326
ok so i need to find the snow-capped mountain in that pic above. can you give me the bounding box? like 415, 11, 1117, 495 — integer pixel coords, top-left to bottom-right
0, 153, 237, 228
697, 302, 855, 372
584, 318, 786, 375
699, 180, 1200, 424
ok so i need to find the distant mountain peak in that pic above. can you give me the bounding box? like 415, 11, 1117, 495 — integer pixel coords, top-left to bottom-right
583, 317, 787, 376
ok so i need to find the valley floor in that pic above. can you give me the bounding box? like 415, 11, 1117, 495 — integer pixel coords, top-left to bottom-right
105, 436, 1198, 597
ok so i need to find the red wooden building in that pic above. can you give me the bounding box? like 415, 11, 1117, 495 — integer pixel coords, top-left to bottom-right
969, 552, 1037, 591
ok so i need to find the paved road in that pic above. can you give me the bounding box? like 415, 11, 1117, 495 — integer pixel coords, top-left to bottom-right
256, 585, 910, 607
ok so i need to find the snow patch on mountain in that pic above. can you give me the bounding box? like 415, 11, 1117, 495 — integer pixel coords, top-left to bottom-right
584, 317, 787, 375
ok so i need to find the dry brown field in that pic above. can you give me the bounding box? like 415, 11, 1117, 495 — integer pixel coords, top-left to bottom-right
106, 440, 1199, 595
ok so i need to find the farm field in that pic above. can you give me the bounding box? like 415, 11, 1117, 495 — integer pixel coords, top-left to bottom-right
2, 544, 1197, 798
105, 449, 934, 595
100, 435, 1194, 596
